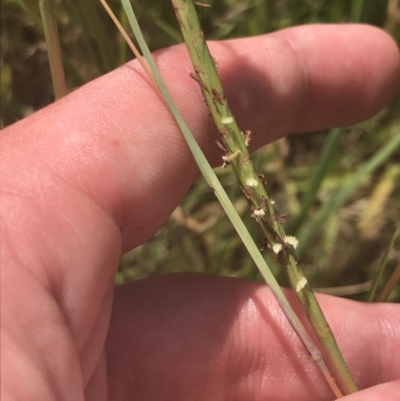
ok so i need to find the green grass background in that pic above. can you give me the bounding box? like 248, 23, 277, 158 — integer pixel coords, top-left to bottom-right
1, 0, 399, 300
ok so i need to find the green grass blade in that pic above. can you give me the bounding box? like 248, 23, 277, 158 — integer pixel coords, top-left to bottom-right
19, 0, 43, 30
151, 17, 182, 43
289, 128, 344, 235
366, 227, 399, 302
118, 4, 128, 64
38, 0, 67, 99
78, 0, 116, 71
351, 0, 369, 22
118, 0, 342, 395
378, 261, 400, 302
297, 133, 400, 254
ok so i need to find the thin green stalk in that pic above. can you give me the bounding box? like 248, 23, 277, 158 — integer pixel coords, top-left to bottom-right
297, 132, 400, 254
366, 227, 399, 302
151, 17, 182, 43
351, 0, 369, 23
39, 0, 67, 99
289, 128, 343, 235
378, 261, 400, 302
118, 4, 128, 65
78, 0, 116, 71
171, 0, 358, 395
19, 0, 43, 30
110, 0, 343, 396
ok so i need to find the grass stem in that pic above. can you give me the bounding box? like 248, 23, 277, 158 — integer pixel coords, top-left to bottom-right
171, 0, 358, 394
38, 0, 67, 100
366, 228, 400, 302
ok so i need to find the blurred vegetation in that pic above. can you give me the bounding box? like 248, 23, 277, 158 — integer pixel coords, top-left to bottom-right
1, 0, 399, 301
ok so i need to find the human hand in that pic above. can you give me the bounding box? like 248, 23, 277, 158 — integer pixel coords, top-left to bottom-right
1, 24, 399, 401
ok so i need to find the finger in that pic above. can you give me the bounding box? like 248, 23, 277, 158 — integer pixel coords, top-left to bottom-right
106, 274, 400, 401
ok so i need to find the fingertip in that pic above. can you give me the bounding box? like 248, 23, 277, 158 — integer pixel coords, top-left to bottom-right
279, 24, 400, 131
351, 24, 400, 112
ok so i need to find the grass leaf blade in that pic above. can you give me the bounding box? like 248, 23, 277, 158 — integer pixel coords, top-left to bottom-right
297, 133, 400, 254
